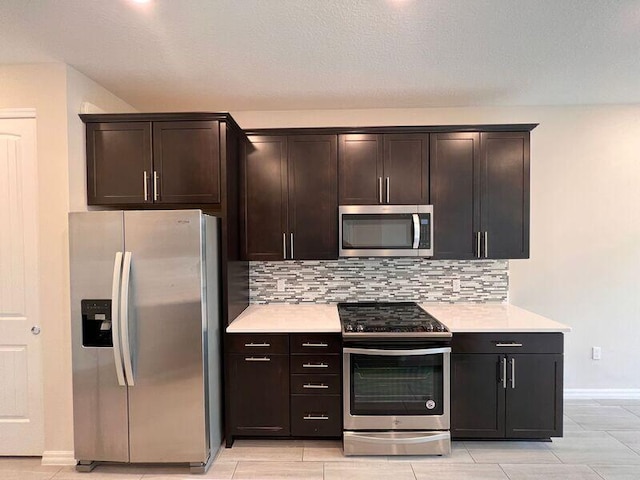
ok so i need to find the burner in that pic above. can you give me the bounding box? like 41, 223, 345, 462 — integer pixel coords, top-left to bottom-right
338, 302, 450, 338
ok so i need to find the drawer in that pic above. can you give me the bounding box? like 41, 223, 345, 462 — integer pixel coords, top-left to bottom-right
290, 354, 341, 374
291, 374, 341, 395
290, 333, 341, 354
227, 333, 289, 354
452, 333, 564, 354
291, 395, 342, 437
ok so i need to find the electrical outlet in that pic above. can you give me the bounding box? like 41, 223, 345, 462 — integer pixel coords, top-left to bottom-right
592, 346, 601, 360
276, 279, 286, 292
452, 278, 461, 293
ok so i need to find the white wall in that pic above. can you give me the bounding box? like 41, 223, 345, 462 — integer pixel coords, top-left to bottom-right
0, 63, 135, 457
233, 105, 640, 392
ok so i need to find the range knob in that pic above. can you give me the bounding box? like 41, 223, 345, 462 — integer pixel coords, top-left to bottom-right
356, 324, 365, 332
344, 324, 354, 332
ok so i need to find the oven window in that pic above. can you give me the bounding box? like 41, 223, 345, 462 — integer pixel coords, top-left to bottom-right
350, 352, 444, 416
342, 214, 414, 249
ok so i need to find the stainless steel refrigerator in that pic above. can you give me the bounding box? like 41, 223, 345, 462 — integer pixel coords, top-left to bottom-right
69, 210, 221, 473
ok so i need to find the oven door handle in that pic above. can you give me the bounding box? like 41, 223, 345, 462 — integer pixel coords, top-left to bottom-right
343, 347, 451, 356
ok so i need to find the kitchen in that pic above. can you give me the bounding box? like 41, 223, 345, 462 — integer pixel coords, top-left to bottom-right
1, 1, 640, 479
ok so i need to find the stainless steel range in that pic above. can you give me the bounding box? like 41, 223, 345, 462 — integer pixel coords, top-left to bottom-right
339, 302, 452, 456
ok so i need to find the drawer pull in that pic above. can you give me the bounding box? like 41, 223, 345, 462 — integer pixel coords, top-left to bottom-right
244, 343, 271, 347
302, 342, 329, 348
495, 342, 523, 347
303, 414, 329, 420
303, 363, 329, 368
245, 357, 270, 362
303, 383, 329, 389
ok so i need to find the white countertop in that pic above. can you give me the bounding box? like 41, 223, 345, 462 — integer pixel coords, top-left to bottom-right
226, 303, 341, 333
420, 303, 572, 333
226, 302, 571, 334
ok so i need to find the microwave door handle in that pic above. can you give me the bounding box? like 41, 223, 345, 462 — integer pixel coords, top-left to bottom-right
412, 214, 420, 249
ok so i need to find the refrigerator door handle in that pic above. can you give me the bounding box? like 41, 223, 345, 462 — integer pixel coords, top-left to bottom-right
120, 251, 135, 386
111, 252, 126, 387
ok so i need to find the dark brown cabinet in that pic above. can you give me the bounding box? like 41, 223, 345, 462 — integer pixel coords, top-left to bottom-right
225, 332, 341, 446
290, 334, 342, 437
85, 119, 221, 206
242, 135, 338, 261
451, 333, 563, 439
338, 133, 429, 205
226, 334, 290, 443
430, 131, 530, 259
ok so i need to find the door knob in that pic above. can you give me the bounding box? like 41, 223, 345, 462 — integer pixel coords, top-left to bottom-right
31, 325, 41, 335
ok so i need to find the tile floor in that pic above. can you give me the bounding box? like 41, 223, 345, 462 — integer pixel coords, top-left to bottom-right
3, 399, 640, 479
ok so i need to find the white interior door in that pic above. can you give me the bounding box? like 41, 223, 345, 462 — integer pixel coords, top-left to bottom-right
0, 112, 44, 455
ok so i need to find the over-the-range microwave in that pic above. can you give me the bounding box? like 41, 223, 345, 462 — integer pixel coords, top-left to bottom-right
339, 205, 434, 257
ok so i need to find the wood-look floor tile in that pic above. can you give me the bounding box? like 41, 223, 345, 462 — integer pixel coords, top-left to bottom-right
216, 445, 303, 462
591, 464, 640, 479
386, 443, 474, 463
412, 463, 508, 479
232, 461, 323, 480
0, 457, 61, 473
548, 431, 640, 465
464, 441, 560, 464
323, 461, 416, 480
500, 463, 601, 479
565, 406, 640, 431
607, 431, 640, 455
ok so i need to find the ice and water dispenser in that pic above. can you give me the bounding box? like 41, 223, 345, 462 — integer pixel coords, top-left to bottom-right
81, 299, 113, 347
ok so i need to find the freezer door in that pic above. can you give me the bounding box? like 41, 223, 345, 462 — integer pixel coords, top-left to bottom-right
123, 210, 208, 463
69, 211, 129, 462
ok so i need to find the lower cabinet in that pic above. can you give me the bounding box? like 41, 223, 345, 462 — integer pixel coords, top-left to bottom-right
451, 333, 563, 439
226, 332, 342, 446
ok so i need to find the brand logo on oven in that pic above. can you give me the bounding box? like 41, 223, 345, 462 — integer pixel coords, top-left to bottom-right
393, 419, 401, 426
426, 399, 436, 410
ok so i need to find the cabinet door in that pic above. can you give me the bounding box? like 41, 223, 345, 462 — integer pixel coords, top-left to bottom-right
288, 135, 338, 260
242, 136, 288, 260
338, 134, 383, 205
228, 354, 290, 437
152, 121, 221, 204
86, 122, 152, 205
505, 354, 563, 438
430, 133, 480, 259
383, 134, 429, 204
480, 132, 530, 258
451, 354, 505, 438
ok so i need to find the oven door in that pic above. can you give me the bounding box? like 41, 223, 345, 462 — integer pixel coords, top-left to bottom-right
343, 346, 450, 431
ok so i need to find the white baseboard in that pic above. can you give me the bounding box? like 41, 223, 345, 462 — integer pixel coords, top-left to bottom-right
564, 388, 640, 400
41, 451, 76, 466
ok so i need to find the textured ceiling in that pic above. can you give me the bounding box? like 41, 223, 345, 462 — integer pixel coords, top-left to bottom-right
1, 0, 639, 111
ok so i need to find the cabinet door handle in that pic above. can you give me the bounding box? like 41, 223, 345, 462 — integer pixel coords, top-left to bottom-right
378, 177, 383, 204
476, 232, 481, 258
245, 357, 270, 362
510, 357, 516, 389
484, 231, 488, 258
283, 233, 287, 260
244, 343, 271, 347
303, 383, 329, 389
153, 170, 159, 201
303, 363, 329, 368
502, 357, 507, 389
290, 233, 294, 260
385, 177, 390, 203
496, 343, 523, 347
143, 171, 149, 201
303, 414, 329, 420
302, 342, 328, 348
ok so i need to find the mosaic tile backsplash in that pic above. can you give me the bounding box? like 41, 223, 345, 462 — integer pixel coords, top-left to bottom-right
250, 259, 508, 303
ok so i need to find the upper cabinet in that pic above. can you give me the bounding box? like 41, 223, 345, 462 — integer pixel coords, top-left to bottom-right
430, 131, 530, 259
241, 134, 338, 261
82, 113, 238, 206
338, 133, 429, 205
